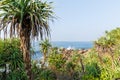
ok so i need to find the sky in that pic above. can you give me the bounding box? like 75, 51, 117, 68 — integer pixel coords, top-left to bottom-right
47, 0, 120, 41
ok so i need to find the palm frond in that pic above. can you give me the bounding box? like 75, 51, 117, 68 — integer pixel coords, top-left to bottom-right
0, 0, 54, 40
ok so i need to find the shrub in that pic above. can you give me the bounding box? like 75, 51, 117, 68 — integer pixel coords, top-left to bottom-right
0, 39, 27, 80
85, 62, 101, 78
32, 61, 56, 80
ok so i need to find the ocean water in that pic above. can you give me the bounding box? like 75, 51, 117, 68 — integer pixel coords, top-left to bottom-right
52, 41, 93, 49
32, 41, 94, 60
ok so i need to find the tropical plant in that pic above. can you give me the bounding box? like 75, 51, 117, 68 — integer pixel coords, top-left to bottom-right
48, 49, 65, 71
0, 39, 27, 80
48, 48, 86, 80
40, 39, 51, 64
94, 28, 120, 68
85, 62, 101, 78
95, 28, 120, 53
0, 0, 54, 79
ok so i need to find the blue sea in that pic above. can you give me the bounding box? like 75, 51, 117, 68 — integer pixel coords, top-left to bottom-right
32, 41, 94, 60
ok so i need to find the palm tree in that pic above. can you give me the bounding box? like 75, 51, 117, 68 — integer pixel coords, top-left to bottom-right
0, 0, 54, 79
40, 39, 51, 65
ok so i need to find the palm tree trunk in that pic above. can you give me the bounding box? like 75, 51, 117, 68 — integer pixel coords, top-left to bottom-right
20, 25, 32, 80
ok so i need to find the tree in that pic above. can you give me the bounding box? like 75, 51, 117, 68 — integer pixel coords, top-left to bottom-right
40, 39, 51, 65
0, 0, 54, 79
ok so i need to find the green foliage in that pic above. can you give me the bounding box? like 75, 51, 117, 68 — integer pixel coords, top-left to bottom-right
0, 28, 119, 79
47, 48, 86, 79
96, 28, 120, 46
32, 61, 56, 80
48, 48, 65, 71
40, 69, 56, 80
40, 39, 51, 54
0, 0, 54, 79
6, 70, 27, 80
34, 28, 120, 80
100, 68, 113, 80
0, 39, 27, 80
40, 39, 52, 63
85, 62, 101, 78
42, 31, 120, 80
0, 0, 54, 39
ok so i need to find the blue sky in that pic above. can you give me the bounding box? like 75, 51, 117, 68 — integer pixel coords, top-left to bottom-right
48, 0, 120, 41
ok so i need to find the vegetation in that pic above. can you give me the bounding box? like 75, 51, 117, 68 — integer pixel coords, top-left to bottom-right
0, 0, 120, 79
0, 0, 54, 79
35, 28, 120, 80
95, 28, 120, 53
0, 28, 120, 80
40, 39, 51, 65
0, 39, 27, 80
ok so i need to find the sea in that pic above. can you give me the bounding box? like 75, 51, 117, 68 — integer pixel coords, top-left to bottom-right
32, 41, 94, 60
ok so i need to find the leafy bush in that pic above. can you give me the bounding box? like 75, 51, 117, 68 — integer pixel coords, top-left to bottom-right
32, 61, 56, 80
82, 62, 101, 80
0, 39, 27, 80
48, 48, 66, 71
40, 69, 56, 80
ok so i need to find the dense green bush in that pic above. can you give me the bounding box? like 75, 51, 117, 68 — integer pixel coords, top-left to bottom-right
48, 47, 66, 71
32, 61, 56, 80
85, 62, 101, 78
96, 28, 120, 46
0, 39, 27, 80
